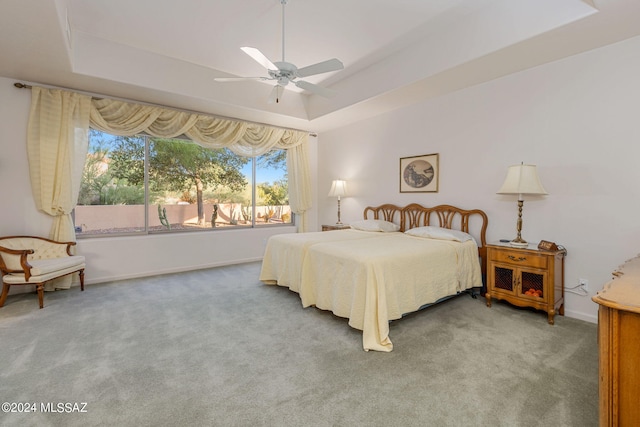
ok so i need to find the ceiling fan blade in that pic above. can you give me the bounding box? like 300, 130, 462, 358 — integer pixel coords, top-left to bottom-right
241, 47, 278, 71
267, 85, 284, 104
294, 80, 336, 98
296, 58, 344, 78
214, 77, 270, 82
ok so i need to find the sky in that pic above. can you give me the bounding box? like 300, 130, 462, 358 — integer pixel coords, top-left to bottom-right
244, 163, 286, 185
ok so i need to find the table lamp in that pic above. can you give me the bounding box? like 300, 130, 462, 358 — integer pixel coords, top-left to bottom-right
497, 163, 547, 247
328, 180, 347, 225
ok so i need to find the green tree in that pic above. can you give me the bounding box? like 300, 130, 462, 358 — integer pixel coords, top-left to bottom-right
257, 149, 287, 171
78, 138, 111, 205
258, 179, 288, 206
80, 132, 148, 206
109, 137, 249, 225
108, 135, 145, 185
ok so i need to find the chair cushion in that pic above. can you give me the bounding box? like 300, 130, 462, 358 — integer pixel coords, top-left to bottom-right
28, 256, 85, 276
2, 255, 85, 285
2, 259, 85, 284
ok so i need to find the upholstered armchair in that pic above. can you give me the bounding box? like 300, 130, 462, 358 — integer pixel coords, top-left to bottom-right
0, 236, 85, 309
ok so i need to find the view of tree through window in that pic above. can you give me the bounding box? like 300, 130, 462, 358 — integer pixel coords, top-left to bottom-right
75, 130, 292, 235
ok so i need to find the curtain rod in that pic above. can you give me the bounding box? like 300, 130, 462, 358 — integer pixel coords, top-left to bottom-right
14, 82, 104, 100
13, 81, 318, 137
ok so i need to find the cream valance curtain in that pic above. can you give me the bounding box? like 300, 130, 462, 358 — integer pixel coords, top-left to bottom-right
88, 98, 308, 156
27, 86, 313, 252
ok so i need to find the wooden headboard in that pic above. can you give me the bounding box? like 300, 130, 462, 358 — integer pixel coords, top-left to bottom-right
362, 204, 404, 227
363, 203, 489, 277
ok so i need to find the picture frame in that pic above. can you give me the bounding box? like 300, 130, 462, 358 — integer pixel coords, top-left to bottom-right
400, 153, 439, 193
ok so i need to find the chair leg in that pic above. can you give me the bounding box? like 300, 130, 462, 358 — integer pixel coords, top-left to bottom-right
79, 269, 85, 291
0, 283, 10, 307
36, 283, 44, 309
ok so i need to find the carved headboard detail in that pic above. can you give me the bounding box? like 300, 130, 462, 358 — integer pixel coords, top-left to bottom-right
363, 203, 489, 277
363, 204, 404, 226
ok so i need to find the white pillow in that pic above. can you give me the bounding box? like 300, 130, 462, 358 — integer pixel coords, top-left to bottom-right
405, 226, 475, 243
350, 219, 400, 232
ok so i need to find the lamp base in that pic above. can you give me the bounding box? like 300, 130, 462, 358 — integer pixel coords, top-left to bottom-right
509, 238, 529, 248
335, 197, 342, 225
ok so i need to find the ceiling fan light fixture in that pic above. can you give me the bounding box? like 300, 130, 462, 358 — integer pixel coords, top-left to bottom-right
215, 0, 343, 103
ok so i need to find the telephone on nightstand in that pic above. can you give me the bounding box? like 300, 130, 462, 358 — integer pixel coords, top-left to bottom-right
538, 240, 566, 253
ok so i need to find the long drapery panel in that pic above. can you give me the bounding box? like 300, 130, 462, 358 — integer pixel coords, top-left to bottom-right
287, 143, 312, 232
26, 87, 92, 289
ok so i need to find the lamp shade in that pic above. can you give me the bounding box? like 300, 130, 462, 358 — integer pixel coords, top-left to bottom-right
497, 164, 548, 197
328, 180, 347, 197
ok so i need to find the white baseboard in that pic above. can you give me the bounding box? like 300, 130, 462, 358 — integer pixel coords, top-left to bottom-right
2, 258, 263, 297
564, 309, 597, 324
84, 257, 263, 285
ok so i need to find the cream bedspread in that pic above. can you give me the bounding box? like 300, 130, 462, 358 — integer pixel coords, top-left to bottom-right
298, 234, 482, 352
259, 229, 394, 292
260, 231, 482, 352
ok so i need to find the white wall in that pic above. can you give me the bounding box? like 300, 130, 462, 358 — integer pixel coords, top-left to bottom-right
317, 35, 640, 323
0, 77, 305, 286
0, 80, 52, 238
4, 34, 640, 321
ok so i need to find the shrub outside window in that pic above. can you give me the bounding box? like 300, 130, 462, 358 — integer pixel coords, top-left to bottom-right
75, 130, 292, 235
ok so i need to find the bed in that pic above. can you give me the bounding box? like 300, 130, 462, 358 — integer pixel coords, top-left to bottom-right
259, 203, 488, 352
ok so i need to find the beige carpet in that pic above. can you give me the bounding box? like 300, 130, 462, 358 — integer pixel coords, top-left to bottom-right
0, 261, 598, 426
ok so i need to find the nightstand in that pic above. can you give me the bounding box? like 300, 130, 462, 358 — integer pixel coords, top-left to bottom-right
321, 224, 351, 231
486, 242, 566, 324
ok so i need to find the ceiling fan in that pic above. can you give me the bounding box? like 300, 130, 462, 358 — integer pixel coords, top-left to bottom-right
214, 0, 344, 104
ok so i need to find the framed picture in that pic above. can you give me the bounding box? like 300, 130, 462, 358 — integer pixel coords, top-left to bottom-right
400, 153, 439, 193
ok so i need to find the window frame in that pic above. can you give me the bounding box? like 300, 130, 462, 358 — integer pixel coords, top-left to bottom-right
74, 131, 293, 238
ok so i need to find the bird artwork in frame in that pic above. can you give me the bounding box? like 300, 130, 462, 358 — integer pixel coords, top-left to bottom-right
400, 153, 439, 193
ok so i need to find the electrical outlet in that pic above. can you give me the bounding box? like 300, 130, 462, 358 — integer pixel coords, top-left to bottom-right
579, 278, 588, 291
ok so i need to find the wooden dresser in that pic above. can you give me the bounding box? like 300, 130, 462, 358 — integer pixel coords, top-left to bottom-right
592, 255, 640, 426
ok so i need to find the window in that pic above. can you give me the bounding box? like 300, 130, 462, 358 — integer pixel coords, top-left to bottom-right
75, 130, 292, 235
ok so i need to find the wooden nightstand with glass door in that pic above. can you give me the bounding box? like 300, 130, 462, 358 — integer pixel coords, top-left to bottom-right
485, 242, 566, 324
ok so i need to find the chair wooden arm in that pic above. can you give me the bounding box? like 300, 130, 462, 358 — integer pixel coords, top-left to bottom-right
0, 246, 35, 281
64, 241, 77, 256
